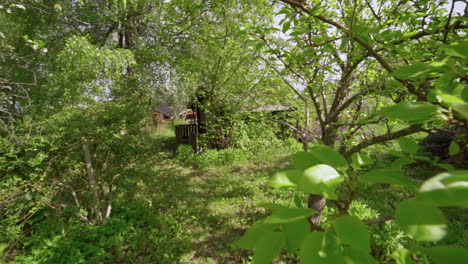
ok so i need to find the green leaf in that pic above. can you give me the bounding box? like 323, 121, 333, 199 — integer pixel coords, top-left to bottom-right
294, 193, 304, 208
14, 4, 26, 10
422, 170, 468, 188
278, 7, 291, 15
262, 205, 315, 224
449, 141, 460, 156
282, 20, 291, 33
398, 137, 419, 154
414, 171, 468, 207
283, 219, 309, 251
343, 247, 378, 264
351, 152, 374, 168
237, 222, 276, 249
254, 42, 265, 51
268, 170, 302, 188
259, 203, 293, 211
391, 157, 413, 169
53, 4, 62, 12
290, 151, 320, 170
332, 215, 370, 252
300, 231, 344, 264
436, 93, 468, 119
309, 145, 348, 169
301, 164, 344, 199
434, 163, 456, 171
395, 199, 447, 241
445, 42, 468, 59
425, 246, 468, 264
452, 103, 468, 119
0, 243, 7, 257
387, 149, 405, 157
381, 101, 438, 123
391, 63, 436, 79
437, 93, 465, 106
361, 169, 415, 187
392, 249, 417, 264
253, 232, 285, 264
413, 155, 430, 161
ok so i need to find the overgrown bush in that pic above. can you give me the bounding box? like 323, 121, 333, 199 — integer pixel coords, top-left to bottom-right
233, 119, 282, 153
175, 145, 196, 164
283, 138, 303, 153
1, 101, 147, 257
5, 201, 191, 264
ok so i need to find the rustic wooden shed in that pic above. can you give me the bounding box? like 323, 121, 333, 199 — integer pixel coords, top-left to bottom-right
152, 103, 176, 130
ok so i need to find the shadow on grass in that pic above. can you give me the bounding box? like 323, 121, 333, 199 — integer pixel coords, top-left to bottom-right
20, 133, 294, 264
124, 164, 258, 263
118, 135, 296, 263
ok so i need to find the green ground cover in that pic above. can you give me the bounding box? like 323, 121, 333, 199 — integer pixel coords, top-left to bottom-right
2, 127, 466, 264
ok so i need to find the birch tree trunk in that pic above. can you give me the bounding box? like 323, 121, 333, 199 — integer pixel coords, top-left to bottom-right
82, 139, 103, 224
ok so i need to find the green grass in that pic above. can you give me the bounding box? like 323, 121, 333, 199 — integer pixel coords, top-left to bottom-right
4, 128, 298, 264
127, 130, 300, 263
4, 128, 466, 264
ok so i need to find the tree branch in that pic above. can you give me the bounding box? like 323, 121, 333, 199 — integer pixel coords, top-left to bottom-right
364, 214, 394, 225
328, 57, 366, 121
443, 0, 456, 43
280, 0, 394, 72
260, 57, 306, 102
343, 124, 427, 157
278, 0, 431, 100
365, 0, 381, 24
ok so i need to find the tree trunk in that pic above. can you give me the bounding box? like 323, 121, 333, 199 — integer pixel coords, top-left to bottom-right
307, 128, 333, 230
308, 194, 327, 231
82, 139, 102, 224
303, 140, 309, 152
104, 182, 113, 223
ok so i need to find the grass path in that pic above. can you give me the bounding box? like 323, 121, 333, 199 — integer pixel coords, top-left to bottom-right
125, 132, 293, 263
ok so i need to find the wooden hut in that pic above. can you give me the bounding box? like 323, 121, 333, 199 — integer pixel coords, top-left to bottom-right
152, 103, 176, 130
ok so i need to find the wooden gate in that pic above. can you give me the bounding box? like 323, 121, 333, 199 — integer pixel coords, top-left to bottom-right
175, 124, 198, 151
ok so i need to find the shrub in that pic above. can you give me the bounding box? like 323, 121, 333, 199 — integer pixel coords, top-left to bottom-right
7, 201, 191, 264
233, 119, 282, 153
195, 149, 219, 169
280, 138, 303, 153
175, 145, 196, 164
216, 148, 250, 165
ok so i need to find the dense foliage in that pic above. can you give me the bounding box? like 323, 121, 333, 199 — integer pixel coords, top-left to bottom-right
1, 0, 467, 263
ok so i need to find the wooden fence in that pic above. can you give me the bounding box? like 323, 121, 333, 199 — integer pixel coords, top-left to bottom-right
175, 124, 198, 151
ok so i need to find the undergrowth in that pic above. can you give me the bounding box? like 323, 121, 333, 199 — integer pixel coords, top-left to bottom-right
3, 127, 466, 264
